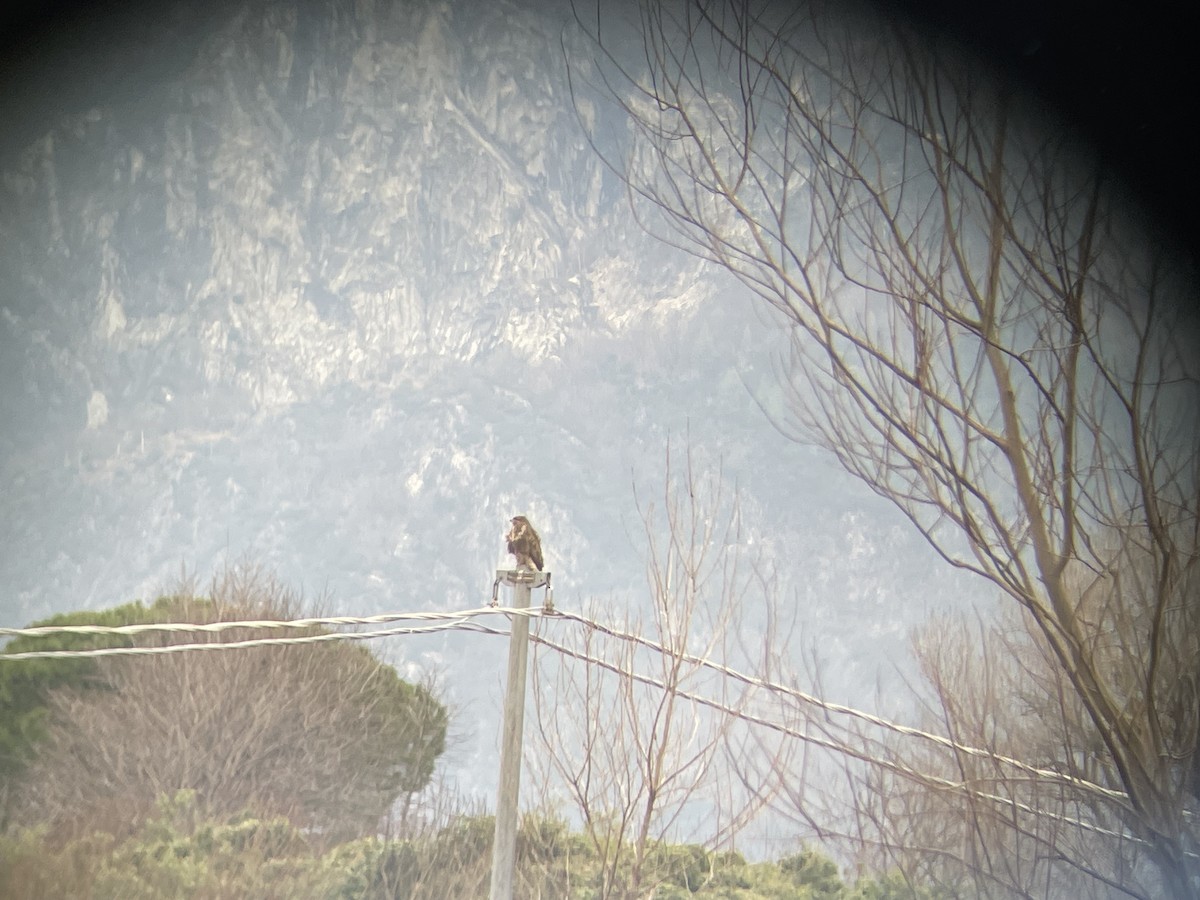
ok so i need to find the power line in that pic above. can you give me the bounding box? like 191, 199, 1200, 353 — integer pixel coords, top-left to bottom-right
0, 606, 548, 660
547, 609, 1134, 809
3, 600, 1186, 857
0, 602, 1142, 807
0, 605, 547, 640
526, 626, 1153, 854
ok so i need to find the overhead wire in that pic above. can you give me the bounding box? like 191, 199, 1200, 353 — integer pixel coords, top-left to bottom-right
0, 606, 547, 660
2, 598, 1189, 858
527, 625, 1149, 853
0, 600, 1147, 809
0, 600, 1142, 808
548, 608, 1133, 807
0, 605, 546, 641
549, 609, 1192, 856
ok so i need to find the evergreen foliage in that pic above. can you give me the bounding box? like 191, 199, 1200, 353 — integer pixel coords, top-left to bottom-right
0, 598, 168, 801
0, 792, 937, 899
0, 582, 447, 837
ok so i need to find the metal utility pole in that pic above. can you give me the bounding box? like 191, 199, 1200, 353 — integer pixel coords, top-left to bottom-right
489, 567, 549, 900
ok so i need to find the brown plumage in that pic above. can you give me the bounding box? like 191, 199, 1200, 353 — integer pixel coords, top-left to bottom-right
506, 516, 543, 571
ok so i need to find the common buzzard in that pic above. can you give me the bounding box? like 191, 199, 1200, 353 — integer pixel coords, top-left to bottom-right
506, 516, 543, 571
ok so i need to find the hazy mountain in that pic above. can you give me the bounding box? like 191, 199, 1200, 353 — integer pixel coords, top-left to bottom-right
0, 0, 979, 806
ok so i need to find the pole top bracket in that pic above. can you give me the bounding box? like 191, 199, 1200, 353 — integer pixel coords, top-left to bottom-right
495, 568, 550, 588
491, 569, 554, 611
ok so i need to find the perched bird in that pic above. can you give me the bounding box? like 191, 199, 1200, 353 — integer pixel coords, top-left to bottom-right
506, 516, 544, 571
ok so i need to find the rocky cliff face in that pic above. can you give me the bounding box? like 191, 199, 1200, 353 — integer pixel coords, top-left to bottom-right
0, 0, 971, 800
0, 0, 707, 598
3, 0, 666, 411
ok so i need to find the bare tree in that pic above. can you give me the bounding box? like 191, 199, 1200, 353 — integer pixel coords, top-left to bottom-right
13, 568, 449, 844
844, 552, 1199, 898
571, 1, 1200, 895
527, 443, 790, 898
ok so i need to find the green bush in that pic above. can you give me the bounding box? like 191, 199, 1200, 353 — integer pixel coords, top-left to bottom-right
0, 801, 946, 900
0, 598, 167, 804
779, 847, 844, 897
